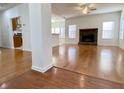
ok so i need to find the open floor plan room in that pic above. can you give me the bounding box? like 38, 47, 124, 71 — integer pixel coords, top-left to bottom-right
0, 3, 124, 89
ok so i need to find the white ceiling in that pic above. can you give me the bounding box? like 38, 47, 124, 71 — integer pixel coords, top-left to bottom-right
0, 3, 20, 11
52, 3, 124, 19
0, 3, 124, 19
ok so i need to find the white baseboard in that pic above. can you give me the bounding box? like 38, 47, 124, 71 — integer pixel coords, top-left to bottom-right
1, 46, 13, 49
119, 46, 124, 50
31, 63, 53, 73
23, 48, 32, 52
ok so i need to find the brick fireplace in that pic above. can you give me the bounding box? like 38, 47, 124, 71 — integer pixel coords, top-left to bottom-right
78, 28, 98, 45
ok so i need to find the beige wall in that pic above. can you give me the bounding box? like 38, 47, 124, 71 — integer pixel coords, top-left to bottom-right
65, 12, 121, 46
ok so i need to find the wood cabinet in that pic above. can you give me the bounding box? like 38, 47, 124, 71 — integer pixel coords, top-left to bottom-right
12, 18, 17, 31
13, 35, 22, 48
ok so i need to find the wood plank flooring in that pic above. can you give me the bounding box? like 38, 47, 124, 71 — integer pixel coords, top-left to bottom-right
0, 46, 124, 88
53, 44, 124, 84
0, 48, 32, 84
0, 67, 124, 89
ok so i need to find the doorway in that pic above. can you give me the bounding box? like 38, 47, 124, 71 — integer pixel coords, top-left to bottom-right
11, 17, 23, 49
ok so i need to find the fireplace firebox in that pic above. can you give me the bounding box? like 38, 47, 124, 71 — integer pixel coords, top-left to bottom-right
78, 28, 98, 45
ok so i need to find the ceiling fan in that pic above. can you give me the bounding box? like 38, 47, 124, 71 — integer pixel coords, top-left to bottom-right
74, 3, 97, 14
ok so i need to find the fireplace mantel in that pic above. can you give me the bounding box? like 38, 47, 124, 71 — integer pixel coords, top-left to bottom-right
78, 28, 98, 45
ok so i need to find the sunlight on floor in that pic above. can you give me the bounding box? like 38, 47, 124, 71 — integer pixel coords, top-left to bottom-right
99, 49, 112, 72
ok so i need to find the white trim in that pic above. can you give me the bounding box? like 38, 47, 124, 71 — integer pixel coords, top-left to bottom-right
31, 66, 43, 72
23, 48, 32, 52
98, 43, 118, 47
1, 46, 13, 49
31, 63, 53, 73
119, 45, 124, 50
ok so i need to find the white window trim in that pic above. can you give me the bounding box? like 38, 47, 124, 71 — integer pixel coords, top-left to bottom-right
102, 21, 115, 40
51, 27, 60, 35
59, 27, 65, 38
68, 24, 77, 39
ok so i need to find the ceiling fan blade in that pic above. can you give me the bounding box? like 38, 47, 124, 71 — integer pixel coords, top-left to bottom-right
73, 6, 82, 10
72, 3, 96, 15
88, 4, 96, 8
79, 3, 87, 6
87, 4, 96, 11
89, 8, 96, 11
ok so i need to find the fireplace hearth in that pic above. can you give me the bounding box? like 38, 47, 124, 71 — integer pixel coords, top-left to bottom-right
79, 28, 98, 45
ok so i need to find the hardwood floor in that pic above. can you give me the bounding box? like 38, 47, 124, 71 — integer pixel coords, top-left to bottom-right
0, 48, 32, 84
0, 67, 124, 89
0, 46, 124, 88
53, 44, 124, 84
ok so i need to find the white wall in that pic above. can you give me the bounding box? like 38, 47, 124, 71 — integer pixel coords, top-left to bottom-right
0, 4, 31, 51
20, 4, 31, 51
119, 9, 124, 49
65, 12, 121, 46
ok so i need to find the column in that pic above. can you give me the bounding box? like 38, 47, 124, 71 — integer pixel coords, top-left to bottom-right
29, 3, 53, 73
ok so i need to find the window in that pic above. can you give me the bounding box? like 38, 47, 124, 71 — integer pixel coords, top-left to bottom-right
68, 25, 76, 38
51, 28, 55, 34
55, 28, 60, 34
59, 28, 65, 38
102, 21, 115, 39
51, 27, 60, 34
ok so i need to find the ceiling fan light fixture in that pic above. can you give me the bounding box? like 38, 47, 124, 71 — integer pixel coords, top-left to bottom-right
82, 6, 88, 14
